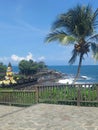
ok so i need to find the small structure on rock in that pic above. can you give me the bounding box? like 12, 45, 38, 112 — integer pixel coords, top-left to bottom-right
5, 63, 13, 81
0, 63, 16, 85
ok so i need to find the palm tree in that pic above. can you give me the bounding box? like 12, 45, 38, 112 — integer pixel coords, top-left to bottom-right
45, 5, 98, 83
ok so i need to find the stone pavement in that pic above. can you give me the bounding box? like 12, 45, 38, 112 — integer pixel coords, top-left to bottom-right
0, 104, 98, 130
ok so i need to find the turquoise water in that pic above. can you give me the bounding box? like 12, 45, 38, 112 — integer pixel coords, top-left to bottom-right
48, 65, 98, 83
13, 65, 98, 83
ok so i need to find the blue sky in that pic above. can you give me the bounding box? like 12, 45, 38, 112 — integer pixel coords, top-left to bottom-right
0, 0, 98, 65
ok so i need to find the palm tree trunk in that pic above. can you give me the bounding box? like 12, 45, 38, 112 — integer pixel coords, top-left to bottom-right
73, 53, 83, 83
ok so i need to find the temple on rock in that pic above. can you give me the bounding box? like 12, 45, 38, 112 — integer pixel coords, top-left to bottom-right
0, 63, 16, 85
5, 62, 13, 81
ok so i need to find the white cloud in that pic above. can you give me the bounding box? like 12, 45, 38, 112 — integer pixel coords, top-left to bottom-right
11, 52, 45, 63
26, 52, 33, 61
38, 56, 45, 61
11, 52, 34, 62
0, 52, 46, 65
11, 54, 24, 62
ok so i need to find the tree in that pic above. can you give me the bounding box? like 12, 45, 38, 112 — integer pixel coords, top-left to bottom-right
19, 60, 33, 76
45, 5, 98, 82
18, 60, 47, 76
38, 61, 47, 71
0, 62, 7, 80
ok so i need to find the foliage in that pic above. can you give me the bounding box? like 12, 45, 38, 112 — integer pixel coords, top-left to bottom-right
13, 74, 26, 81
18, 60, 47, 76
38, 85, 98, 106
45, 4, 98, 82
38, 61, 47, 70
0, 85, 98, 107
0, 63, 7, 80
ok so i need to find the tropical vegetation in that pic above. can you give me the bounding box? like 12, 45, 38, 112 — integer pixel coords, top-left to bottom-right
45, 5, 98, 82
0, 60, 47, 85
0, 63, 7, 80
18, 59, 47, 76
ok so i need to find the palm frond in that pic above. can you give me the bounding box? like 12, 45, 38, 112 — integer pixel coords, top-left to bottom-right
91, 43, 98, 60
69, 49, 78, 64
52, 5, 96, 38
93, 53, 98, 60
92, 8, 98, 28
52, 14, 69, 30
88, 34, 98, 41
45, 31, 76, 45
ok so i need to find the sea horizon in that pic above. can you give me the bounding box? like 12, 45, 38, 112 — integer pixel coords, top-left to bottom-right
48, 65, 98, 84
12, 65, 98, 84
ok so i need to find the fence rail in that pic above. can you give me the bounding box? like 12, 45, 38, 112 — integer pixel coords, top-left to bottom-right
0, 90, 37, 106
37, 84, 98, 107
0, 83, 98, 107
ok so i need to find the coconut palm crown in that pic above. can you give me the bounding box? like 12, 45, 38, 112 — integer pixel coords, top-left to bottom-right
45, 5, 98, 82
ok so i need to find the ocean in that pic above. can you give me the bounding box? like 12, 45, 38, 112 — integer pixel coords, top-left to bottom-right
48, 65, 98, 84
13, 65, 98, 84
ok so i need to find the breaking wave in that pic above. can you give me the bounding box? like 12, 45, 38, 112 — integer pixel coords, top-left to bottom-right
58, 78, 74, 84
57, 75, 93, 85
81, 75, 91, 80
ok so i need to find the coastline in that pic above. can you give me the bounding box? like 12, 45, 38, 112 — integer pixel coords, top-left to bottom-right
48, 65, 98, 84
12, 65, 98, 85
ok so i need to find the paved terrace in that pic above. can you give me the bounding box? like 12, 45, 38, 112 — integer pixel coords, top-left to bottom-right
0, 104, 98, 130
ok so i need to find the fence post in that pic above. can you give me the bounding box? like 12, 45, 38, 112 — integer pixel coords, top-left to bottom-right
77, 85, 81, 106
35, 86, 39, 103
97, 85, 98, 102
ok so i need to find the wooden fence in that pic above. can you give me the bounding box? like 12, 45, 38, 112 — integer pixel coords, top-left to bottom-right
37, 84, 98, 107
0, 90, 37, 106
0, 83, 98, 107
